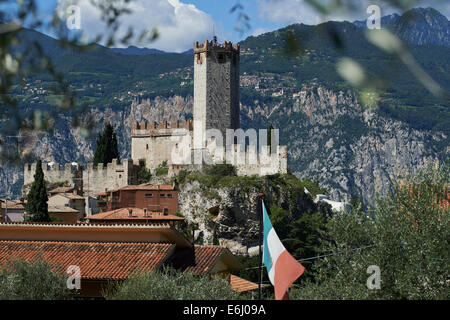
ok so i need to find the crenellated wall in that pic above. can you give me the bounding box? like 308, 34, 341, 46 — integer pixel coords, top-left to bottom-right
24, 163, 83, 191
24, 159, 139, 198
82, 159, 139, 196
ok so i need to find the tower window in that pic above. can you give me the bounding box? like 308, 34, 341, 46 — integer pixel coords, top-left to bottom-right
146, 144, 149, 150
217, 53, 226, 64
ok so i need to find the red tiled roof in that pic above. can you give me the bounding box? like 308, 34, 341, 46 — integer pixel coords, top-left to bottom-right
49, 187, 75, 194
230, 275, 259, 292
87, 208, 184, 221
111, 184, 174, 192
49, 193, 85, 200
171, 245, 241, 276
0, 240, 175, 280
48, 206, 80, 214
0, 199, 25, 210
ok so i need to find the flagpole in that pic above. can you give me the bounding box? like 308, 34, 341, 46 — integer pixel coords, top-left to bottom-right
257, 193, 264, 300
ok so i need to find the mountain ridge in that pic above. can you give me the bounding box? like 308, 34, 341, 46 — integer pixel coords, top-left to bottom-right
0, 7, 448, 206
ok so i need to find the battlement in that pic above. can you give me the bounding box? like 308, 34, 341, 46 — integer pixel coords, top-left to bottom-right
132, 120, 193, 137
23, 162, 83, 193
194, 39, 240, 54
194, 38, 240, 65
23, 159, 139, 198
24, 162, 82, 173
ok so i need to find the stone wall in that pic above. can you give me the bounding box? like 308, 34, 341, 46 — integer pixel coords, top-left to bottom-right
131, 120, 193, 171
193, 40, 240, 148
24, 163, 83, 191
24, 159, 139, 198
83, 159, 139, 196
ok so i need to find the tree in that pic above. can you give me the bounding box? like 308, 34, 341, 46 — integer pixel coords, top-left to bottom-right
25, 160, 50, 222
136, 159, 152, 184
93, 122, 119, 167
0, 256, 70, 300
103, 267, 242, 300
291, 164, 450, 300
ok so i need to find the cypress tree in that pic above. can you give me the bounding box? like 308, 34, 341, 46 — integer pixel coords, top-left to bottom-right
93, 122, 119, 167
25, 160, 50, 222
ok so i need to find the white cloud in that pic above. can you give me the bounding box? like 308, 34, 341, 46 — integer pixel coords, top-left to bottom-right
57, 0, 216, 52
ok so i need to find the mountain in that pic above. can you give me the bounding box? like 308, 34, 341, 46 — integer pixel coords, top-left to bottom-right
111, 45, 166, 55
354, 7, 450, 47
0, 7, 448, 207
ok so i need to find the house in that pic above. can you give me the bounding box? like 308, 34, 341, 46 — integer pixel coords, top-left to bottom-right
314, 194, 350, 212
86, 207, 184, 227
48, 192, 86, 220
0, 199, 26, 222
0, 222, 250, 298
97, 183, 179, 215
47, 206, 79, 223
49, 186, 82, 196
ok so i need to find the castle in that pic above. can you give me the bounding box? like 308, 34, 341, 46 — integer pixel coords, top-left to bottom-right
131, 38, 287, 176
24, 38, 288, 208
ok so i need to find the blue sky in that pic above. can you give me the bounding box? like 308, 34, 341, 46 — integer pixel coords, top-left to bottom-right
3, 0, 449, 52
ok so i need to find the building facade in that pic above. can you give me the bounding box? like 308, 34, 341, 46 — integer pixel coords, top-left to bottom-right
97, 184, 179, 215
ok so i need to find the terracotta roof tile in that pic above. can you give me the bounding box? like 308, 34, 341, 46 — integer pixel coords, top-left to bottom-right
48, 206, 80, 213
0, 200, 25, 210
111, 184, 174, 192
230, 275, 259, 292
0, 240, 175, 280
50, 193, 85, 200
49, 187, 75, 194
170, 245, 236, 276
88, 208, 184, 221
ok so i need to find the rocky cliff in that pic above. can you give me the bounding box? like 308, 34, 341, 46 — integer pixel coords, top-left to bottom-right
1, 86, 447, 208
240, 85, 448, 206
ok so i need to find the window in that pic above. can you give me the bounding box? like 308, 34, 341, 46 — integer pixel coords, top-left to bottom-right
163, 208, 169, 216
160, 194, 166, 198
167, 194, 173, 198
217, 53, 226, 63
145, 193, 153, 198
146, 144, 149, 150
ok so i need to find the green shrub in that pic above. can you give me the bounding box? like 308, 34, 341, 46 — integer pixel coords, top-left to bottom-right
155, 161, 169, 176
103, 267, 242, 300
291, 164, 450, 300
204, 163, 237, 177
0, 256, 70, 300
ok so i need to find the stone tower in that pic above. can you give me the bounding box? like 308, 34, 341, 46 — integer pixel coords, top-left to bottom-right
193, 37, 240, 148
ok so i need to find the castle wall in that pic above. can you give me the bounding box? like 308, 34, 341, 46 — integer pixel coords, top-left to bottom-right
131, 120, 193, 171
24, 163, 83, 191
82, 159, 138, 197
209, 144, 288, 176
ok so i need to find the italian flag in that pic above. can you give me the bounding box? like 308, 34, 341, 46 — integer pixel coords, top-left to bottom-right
262, 200, 305, 300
